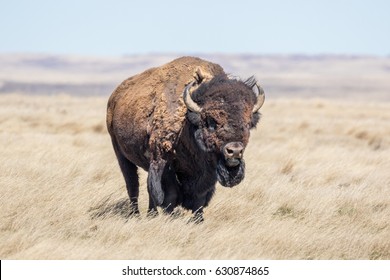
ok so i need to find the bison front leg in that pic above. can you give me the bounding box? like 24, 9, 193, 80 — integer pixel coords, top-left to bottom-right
189, 189, 215, 223
161, 166, 181, 215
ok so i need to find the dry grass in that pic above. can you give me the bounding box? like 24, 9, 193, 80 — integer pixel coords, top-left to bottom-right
0, 94, 389, 259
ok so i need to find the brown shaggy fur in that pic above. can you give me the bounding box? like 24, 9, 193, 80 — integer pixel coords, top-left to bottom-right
107, 57, 263, 220
107, 57, 225, 165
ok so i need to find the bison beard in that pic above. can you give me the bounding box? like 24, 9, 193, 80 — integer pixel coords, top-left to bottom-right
217, 159, 246, 188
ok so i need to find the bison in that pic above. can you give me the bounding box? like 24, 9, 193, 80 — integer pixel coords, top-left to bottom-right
106, 56, 264, 222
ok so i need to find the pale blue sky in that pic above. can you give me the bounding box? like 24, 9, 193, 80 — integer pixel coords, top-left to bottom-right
1, 0, 389, 56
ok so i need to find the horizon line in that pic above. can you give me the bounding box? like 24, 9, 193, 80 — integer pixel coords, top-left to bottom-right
1, 51, 390, 59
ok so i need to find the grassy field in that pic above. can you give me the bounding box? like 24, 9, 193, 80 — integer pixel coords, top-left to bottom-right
1, 93, 389, 259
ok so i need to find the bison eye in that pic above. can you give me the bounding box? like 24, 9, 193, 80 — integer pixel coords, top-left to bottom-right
206, 117, 217, 131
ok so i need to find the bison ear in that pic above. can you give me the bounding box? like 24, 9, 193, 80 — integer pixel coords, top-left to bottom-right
250, 111, 261, 129
194, 128, 208, 152
187, 111, 202, 126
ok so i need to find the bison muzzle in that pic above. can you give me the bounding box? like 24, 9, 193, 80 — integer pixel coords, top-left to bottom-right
106, 56, 264, 222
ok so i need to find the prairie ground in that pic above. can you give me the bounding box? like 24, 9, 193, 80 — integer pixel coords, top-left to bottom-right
0, 93, 389, 259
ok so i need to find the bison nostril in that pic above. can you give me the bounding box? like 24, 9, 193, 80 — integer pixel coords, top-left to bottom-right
224, 142, 244, 159
235, 150, 243, 158
226, 148, 234, 156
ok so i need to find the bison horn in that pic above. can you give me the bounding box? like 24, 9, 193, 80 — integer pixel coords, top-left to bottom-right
183, 81, 202, 113
252, 84, 265, 113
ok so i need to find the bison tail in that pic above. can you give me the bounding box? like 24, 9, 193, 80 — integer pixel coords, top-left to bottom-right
147, 159, 167, 206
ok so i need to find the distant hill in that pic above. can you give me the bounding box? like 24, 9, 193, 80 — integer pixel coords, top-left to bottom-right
1, 53, 389, 101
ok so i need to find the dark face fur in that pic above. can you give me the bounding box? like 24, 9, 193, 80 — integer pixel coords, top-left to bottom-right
186, 75, 261, 187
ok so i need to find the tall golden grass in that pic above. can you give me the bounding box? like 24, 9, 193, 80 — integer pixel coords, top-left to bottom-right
0, 94, 389, 259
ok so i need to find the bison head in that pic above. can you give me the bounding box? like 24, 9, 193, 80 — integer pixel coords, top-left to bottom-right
183, 75, 265, 187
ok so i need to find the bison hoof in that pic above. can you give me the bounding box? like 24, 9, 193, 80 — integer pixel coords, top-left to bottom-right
188, 214, 204, 224
147, 209, 159, 218
127, 210, 140, 219
123, 203, 140, 219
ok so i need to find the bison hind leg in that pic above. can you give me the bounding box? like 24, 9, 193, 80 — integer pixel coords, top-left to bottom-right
111, 138, 140, 216
121, 163, 140, 217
